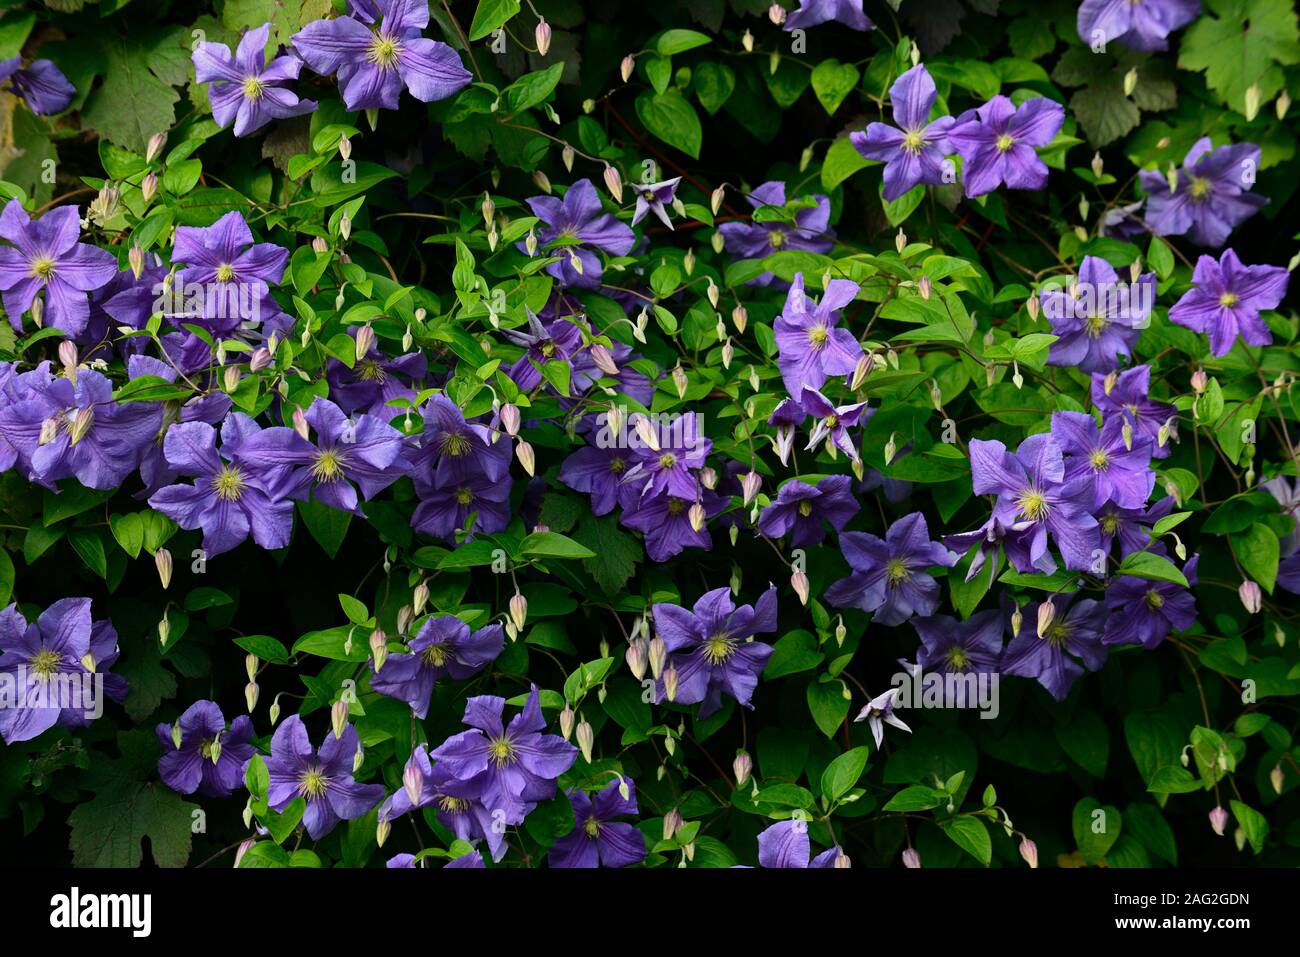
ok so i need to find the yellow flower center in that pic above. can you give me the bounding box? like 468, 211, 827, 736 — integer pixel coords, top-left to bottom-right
200, 739, 215, 759
945, 646, 970, 670
659, 453, 677, 469
768, 230, 786, 248
823, 414, 838, 429
216, 263, 236, 283
797, 500, 814, 517
455, 486, 474, 505
1188, 177, 1211, 201
1016, 488, 1049, 521
31, 256, 56, 280
1145, 588, 1164, 610
540, 340, 556, 358
368, 34, 402, 70
1046, 623, 1073, 648
299, 768, 330, 799
610, 457, 626, 474
584, 817, 601, 838
702, 634, 736, 664
902, 129, 926, 154
439, 795, 469, 813
1100, 514, 1120, 535
357, 359, 386, 382
28, 648, 62, 678
422, 644, 450, 667
212, 465, 246, 501
242, 76, 265, 100
886, 558, 910, 585
1089, 449, 1109, 470
667, 499, 685, 515
995, 134, 1015, 152
1085, 313, 1109, 338
442, 432, 470, 458
807, 325, 828, 347
312, 448, 348, 483
1219, 293, 1238, 308
489, 737, 516, 766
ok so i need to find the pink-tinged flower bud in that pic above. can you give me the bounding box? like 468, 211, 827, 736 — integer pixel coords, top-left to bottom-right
337, 212, 352, 241
688, 502, 706, 532
698, 466, 718, 490
337, 133, 352, 162
733, 750, 752, 788
625, 640, 647, 680
146, 132, 167, 164
576, 719, 594, 763
516, 439, 536, 476
1036, 599, 1056, 638
741, 471, 761, 506
559, 704, 575, 741
663, 807, 683, 840
768, 3, 786, 24
375, 818, 391, 848
1019, 837, 1039, 868
312, 236, 329, 254
1190, 369, 1207, 394
535, 15, 552, 56
509, 592, 528, 631
902, 848, 922, 868
918, 275, 932, 301
603, 164, 624, 203
833, 851, 851, 868
234, 838, 255, 868
402, 762, 424, 806
1025, 293, 1040, 321
370, 630, 388, 671
721, 338, 734, 369
354, 324, 375, 363
58, 338, 78, 375
481, 191, 495, 226
412, 580, 429, 616
1209, 806, 1228, 836
246, 653, 258, 682
292, 406, 309, 440
245, 681, 259, 713
249, 347, 273, 373
791, 570, 810, 605
128, 244, 146, 280
1270, 764, 1285, 795
663, 665, 679, 702
590, 342, 619, 376
620, 54, 635, 83
648, 636, 667, 679
69, 407, 95, 445
331, 699, 349, 739
141, 172, 158, 203
1239, 580, 1262, 614
498, 402, 520, 437
1121, 420, 1134, 451
727, 305, 747, 337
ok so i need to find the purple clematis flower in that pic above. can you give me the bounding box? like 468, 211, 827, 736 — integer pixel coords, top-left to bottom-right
1103, 556, 1198, 649
291, 0, 471, 111
430, 686, 578, 824
774, 274, 862, 395
620, 488, 726, 562
326, 327, 427, 419
503, 310, 585, 392
800, 387, 869, 462
718, 182, 834, 286
1091, 365, 1177, 459
0, 57, 75, 114
369, 616, 504, 719
650, 586, 777, 718
624, 411, 712, 500
169, 211, 289, 335
0, 364, 158, 490
757, 475, 859, 547
948, 96, 1064, 197
0, 201, 116, 336
378, 744, 508, 861
1043, 256, 1156, 374
1001, 592, 1108, 700
558, 437, 639, 517
967, 434, 1100, 573
1076, 0, 1200, 52
156, 699, 256, 797
769, 396, 807, 466
1139, 138, 1265, 247
236, 398, 407, 515
825, 513, 955, 625
147, 414, 296, 558
853, 687, 911, 748
783, 0, 874, 31
408, 394, 510, 486
0, 598, 127, 744
1097, 496, 1175, 560
264, 715, 385, 839
411, 471, 513, 540
912, 610, 1004, 677
757, 820, 845, 868
1053, 411, 1155, 510
549, 779, 646, 869
631, 177, 682, 229
193, 23, 316, 137
1278, 552, 1300, 596
1168, 249, 1289, 357
850, 64, 955, 201
521, 179, 635, 289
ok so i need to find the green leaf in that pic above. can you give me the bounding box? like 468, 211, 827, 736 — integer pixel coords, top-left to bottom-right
1229, 799, 1269, 854
468, 0, 521, 41
338, 593, 370, 625
763, 630, 824, 679
1179, 0, 1300, 115
1116, 550, 1188, 587
634, 90, 703, 159
806, 678, 849, 738
822, 136, 869, 191
518, 531, 596, 560
299, 499, 352, 559
880, 182, 925, 227
882, 785, 944, 811
810, 59, 859, 115
0, 549, 12, 607
68, 528, 107, 578
1072, 797, 1122, 864
1123, 803, 1178, 865
81, 35, 181, 153
821, 747, 869, 801
1069, 80, 1140, 146
1055, 710, 1109, 778
656, 28, 711, 55
940, 817, 992, 865
692, 61, 735, 114
506, 63, 564, 114
109, 513, 145, 558
1230, 523, 1279, 593
573, 513, 641, 594
234, 634, 290, 664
